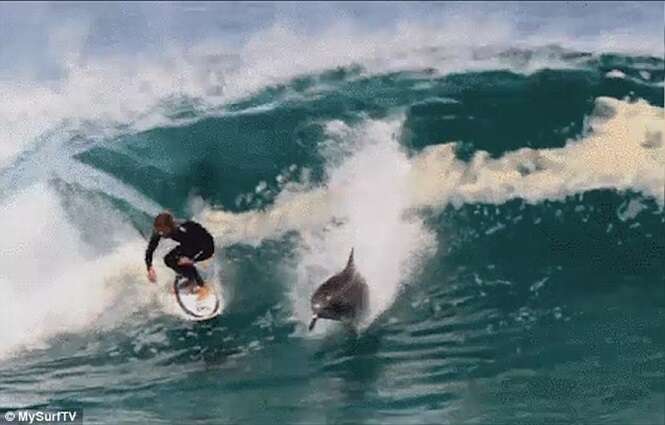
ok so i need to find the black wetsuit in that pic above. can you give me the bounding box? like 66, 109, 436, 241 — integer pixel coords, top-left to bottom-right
145, 221, 215, 286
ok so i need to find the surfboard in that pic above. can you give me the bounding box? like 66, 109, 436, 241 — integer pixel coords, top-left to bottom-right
173, 275, 221, 321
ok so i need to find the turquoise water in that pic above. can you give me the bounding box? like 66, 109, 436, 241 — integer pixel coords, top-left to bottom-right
1, 30, 664, 425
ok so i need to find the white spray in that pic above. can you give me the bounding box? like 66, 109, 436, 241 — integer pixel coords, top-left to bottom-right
0, 184, 154, 360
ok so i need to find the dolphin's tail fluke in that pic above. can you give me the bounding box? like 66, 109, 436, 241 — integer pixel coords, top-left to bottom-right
345, 248, 354, 270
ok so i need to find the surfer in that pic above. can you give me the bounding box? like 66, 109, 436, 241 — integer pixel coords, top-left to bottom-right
145, 211, 215, 295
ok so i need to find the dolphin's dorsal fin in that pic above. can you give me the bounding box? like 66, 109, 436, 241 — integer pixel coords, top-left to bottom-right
345, 248, 354, 271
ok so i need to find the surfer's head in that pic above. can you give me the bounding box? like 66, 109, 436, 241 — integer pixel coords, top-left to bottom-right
154, 211, 176, 236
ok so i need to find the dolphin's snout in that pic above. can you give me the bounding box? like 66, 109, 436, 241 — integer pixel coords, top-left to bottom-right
308, 315, 319, 331
308, 248, 368, 329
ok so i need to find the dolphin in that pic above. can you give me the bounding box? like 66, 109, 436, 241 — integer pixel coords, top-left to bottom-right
308, 248, 369, 331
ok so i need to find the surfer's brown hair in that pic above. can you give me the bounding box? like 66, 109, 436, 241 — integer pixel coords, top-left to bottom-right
154, 211, 175, 230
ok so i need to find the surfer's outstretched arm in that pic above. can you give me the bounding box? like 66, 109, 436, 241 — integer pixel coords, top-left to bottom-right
145, 232, 161, 268
145, 232, 161, 282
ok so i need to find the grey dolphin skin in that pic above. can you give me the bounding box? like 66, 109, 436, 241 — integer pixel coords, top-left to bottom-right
309, 248, 369, 331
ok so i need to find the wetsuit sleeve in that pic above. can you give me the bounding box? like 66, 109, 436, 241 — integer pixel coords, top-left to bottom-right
145, 232, 161, 269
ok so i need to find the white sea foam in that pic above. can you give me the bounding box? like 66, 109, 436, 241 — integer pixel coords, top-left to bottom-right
291, 120, 436, 333
408, 97, 664, 208
0, 184, 152, 360
606, 69, 627, 79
